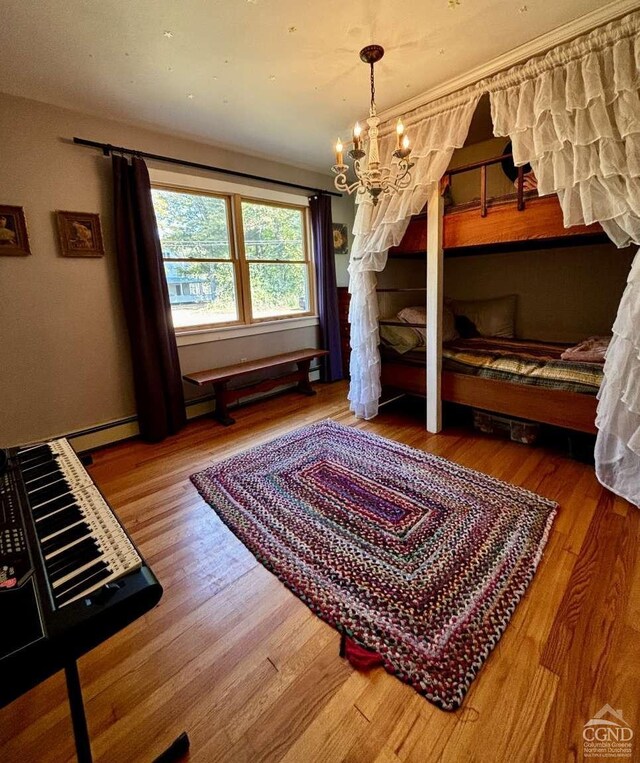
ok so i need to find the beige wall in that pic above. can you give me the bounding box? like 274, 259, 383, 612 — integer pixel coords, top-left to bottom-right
444, 244, 634, 343
0, 93, 354, 446
442, 136, 635, 342
448, 136, 518, 206
377, 258, 427, 318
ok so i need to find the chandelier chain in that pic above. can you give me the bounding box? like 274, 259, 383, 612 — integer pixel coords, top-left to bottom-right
370, 63, 375, 115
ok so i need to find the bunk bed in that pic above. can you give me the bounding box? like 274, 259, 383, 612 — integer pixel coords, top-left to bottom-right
378, 153, 609, 435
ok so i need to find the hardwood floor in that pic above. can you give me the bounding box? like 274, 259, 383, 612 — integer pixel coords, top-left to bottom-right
1, 382, 638, 763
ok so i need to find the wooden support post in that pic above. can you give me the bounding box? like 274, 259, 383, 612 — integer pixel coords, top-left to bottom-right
426, 184, 444, 433
517, 166, 525, 211
480, 164, 487, 218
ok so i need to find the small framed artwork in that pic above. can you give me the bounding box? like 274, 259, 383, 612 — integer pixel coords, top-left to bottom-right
0, 205, 31, 256
332, 223, 348, 254
56, 211, 105, 258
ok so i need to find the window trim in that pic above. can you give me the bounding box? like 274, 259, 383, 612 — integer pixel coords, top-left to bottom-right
151, 170, 316, 334
175, 314, 319, 347
234, 194, 316, 325
153, 185, 244, 330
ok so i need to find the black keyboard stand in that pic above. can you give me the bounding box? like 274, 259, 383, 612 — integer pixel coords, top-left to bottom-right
64, 660, 190, 763
65, 661, 93, 763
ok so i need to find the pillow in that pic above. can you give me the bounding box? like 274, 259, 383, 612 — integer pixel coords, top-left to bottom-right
397, 305, 459, 342
379, 323, 422, 354
450, 295, 517, 338
455, 314, 480, 338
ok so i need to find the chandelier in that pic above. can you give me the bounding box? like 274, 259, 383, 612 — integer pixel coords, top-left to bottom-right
332, 45, 413, 206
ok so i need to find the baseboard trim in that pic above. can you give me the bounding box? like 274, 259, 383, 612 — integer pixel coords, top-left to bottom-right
68, 368, 321, 452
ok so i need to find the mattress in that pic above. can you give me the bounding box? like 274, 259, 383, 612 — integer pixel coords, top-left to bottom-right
382, 337, 604, 395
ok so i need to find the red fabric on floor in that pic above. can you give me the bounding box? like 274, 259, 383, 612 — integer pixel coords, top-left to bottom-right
343, 636, 384, 671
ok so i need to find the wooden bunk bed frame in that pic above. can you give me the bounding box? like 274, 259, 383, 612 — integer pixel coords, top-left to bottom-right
379, 153, 606, 435
388, 153, 606, 256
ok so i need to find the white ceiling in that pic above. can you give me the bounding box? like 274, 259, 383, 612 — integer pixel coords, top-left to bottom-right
0, 0, 621, 171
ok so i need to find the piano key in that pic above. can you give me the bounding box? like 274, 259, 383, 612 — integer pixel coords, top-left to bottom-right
26, 475, 68, 494
56, 566, 113, 607
42, 522, 91, 556
17, 444, 51, 461
32, 495, 77, 520
36, 506, 83, 538
25, 470, 66, 492
22, 460, 62, 480
47, 542, 102, 584
54, 559, 109, 596
18, 451, 56, 468
46, 536, 99, 574
28, 480, 72, 507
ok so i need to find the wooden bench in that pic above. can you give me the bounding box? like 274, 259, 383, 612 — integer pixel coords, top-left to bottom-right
183, 348, 329, 426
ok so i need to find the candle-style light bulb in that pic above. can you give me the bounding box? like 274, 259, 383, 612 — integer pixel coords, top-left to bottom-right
353, 122, 362, 151
335, 138, 344, 166
396, 118, 405, 149
402, 134, 410, 152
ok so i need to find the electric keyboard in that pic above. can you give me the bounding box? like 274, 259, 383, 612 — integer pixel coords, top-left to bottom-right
0, 437, 163, 709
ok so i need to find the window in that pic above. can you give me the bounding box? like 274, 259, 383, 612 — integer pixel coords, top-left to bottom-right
152, 187, 313, 332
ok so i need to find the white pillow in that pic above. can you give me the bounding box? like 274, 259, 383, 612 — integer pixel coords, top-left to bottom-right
450, 295, 517, 338
397, 305, 459, 342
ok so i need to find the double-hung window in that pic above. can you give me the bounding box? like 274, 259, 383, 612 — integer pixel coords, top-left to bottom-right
151, 186, 314, 332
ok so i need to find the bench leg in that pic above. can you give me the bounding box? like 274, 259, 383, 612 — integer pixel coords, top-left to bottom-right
296, 359, 316, 397
213, 382, 236, 426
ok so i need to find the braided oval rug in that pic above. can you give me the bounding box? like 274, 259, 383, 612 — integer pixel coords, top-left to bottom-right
191, 419, 557, 710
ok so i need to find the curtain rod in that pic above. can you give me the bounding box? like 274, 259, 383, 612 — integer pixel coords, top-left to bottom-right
72, 137, 342, 198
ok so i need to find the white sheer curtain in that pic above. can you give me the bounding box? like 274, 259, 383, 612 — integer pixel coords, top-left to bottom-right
489, 11, 640, 247
595, 254, 640, 506
348, 90, 481, 419
488, 10, 640, 506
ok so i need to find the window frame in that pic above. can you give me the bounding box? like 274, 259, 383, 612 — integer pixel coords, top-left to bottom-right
152, 179, 316, 334
233, 194, 316, 325
153, 184, 243, 330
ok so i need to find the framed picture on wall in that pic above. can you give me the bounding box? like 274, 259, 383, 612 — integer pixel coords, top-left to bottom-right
56, 210, 105, 257
0, 205, 31, 256
332, 223, 348, 254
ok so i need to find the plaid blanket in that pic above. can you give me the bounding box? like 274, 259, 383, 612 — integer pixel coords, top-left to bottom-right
442, 337, 603, 395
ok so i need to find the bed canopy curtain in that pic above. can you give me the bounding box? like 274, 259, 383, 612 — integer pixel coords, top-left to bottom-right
348, 89, 482, 419
309, 193, 343, 382
488, 11, 640, 505
112, 155, 187, 442
347, 9, 640, 504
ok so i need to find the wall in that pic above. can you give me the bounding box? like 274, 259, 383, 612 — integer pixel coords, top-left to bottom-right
442, 136, 635, 342
0, 93, 354, 446
333, 196, 353, 288
377, 258, 427, 318
447, 136, 515, 206
444, 244, 634, 342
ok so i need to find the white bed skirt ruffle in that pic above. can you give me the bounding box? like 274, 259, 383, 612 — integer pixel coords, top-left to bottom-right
595, 248, 640, 506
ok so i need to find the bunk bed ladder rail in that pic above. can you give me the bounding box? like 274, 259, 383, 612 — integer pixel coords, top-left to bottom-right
443, 153, 526, 216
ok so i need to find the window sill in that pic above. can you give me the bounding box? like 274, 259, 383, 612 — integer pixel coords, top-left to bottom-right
176, 315, 320, 347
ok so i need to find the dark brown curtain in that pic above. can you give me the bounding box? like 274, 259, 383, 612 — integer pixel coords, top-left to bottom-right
309, 193, 343, 382
112, 155, 186, 441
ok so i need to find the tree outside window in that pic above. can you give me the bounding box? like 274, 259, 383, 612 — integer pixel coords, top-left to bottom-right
152, 188, 314, 330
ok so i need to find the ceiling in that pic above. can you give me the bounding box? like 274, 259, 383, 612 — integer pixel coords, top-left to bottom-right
0, 0, 618, 171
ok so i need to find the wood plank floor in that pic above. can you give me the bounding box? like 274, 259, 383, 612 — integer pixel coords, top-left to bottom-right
1, 382, 638, 763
